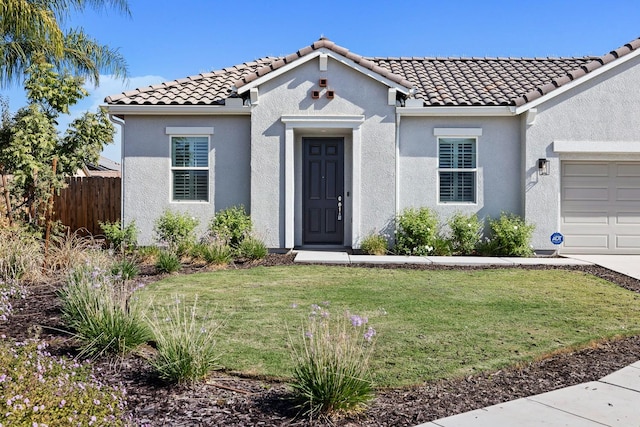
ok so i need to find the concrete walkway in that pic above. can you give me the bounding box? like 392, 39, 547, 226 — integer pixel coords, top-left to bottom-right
293, 251, 640, 427
563, 255, 640, 280
293, 251, 592, 267
419, 362, 640, 427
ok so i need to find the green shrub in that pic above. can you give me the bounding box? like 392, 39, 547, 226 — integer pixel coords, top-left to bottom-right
193, 241, 232, 265
290, 304, 376, 417
360, 233, 388, 255
155, 250, 182, 273
209, 205, 252, 247
0, 226, 43, 282
154, 210, 199, 251
236, 236, 268, 260
394, 207, 439, 256
482, 212, 535, 257
110, 258, 140, 281
58, 264, 151, 357
0, 339, 129, 426
146, 296, 221, 384
448, 212, 483, 255
100, 219, 138, 253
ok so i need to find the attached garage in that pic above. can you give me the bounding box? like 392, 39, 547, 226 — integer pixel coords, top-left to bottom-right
561, 161, 640, 254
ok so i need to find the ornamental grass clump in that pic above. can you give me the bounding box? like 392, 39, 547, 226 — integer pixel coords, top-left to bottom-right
59, 263, 151, 357
0, 339, 129, 426
192, 236, 233, 265
0, 226, 43, 282
360, 233, 388, 255
46, 231, 110, 277
236, 236, 268, 260
146, 296, 222, 384
155, 250, 182, 273
289, 303, 376, 418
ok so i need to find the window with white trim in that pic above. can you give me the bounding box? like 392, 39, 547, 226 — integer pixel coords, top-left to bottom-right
171, 136, 209, 201
438, 137, 476, 203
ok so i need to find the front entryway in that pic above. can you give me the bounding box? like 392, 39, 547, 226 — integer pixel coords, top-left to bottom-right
302, 137, 344, 244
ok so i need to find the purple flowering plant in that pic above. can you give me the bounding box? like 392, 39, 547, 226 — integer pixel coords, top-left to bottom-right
0, 338, 129, 426
290, 302, 377, 417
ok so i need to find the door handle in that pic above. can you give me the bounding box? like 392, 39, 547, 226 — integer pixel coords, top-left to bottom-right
337, 195, 342, 221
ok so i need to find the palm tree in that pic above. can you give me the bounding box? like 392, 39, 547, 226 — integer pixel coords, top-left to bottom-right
0, 0, 130, 87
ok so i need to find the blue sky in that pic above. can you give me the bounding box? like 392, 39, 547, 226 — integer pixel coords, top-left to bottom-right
3, 0, 640, 162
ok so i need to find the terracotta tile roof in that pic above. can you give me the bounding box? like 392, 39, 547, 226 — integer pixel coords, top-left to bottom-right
105, 37, 640, 108
232, 37, 415, 90
105, 57, 279, 105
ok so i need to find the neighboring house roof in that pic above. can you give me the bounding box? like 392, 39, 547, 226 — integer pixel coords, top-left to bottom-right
78, 156, 121, 178
105, 37, 640, 108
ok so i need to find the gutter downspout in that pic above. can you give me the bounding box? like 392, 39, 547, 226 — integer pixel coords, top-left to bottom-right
395, 110, 401, 245
108, 113, 125, 224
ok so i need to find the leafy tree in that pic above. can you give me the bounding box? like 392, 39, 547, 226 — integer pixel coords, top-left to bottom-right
0, 62, 115, 227
0, 0, 130, 87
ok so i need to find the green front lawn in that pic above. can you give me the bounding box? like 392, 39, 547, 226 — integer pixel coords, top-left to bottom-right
138, 266, 640, 387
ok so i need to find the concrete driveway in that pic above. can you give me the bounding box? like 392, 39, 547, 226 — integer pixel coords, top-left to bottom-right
565, 255, 640, 280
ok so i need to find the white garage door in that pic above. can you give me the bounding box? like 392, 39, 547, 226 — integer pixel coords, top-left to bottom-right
561, 161, 640, 254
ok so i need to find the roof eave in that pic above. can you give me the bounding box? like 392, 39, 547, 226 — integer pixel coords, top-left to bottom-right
104, 104, 251, 116
514, 46, 640, 115
236, 48, 413, 96
397, 106, 515, 117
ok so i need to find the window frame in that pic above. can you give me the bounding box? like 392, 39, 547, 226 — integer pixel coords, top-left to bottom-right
169, 134, 210, 203
435, 129, 480, 205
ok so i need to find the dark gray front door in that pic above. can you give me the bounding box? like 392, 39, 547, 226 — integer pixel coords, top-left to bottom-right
303, 137, 344, 244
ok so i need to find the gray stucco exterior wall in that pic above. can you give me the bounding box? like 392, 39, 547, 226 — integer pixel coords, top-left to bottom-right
122, 115, 251, 245
249, 57, 397, 248
523, 55, 640, 251
398, 116, 521, 235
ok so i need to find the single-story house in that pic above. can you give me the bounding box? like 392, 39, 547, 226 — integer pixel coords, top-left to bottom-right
105, 37, 640, 254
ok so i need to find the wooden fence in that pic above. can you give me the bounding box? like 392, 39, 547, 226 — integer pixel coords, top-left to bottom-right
52, 176, 121, 236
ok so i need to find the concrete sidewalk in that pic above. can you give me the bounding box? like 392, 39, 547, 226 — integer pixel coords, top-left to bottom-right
419, 362, 640, 427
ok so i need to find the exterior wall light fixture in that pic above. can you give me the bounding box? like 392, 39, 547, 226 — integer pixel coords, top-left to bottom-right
538, 158, 550, 175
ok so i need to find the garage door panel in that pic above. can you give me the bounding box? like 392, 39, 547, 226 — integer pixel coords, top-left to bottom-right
616, 212, 640, 224
562, 161, 640, 254
616, 187, 640, 201
562, 234, 609, 250
563, 186, 609, 201
563, 163, 609, 177
616, 163, 640, 177
563, 210, 608, 224
616, 235, 640, 248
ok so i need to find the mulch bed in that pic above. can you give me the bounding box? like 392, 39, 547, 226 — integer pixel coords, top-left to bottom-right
2, 254, 639, 426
